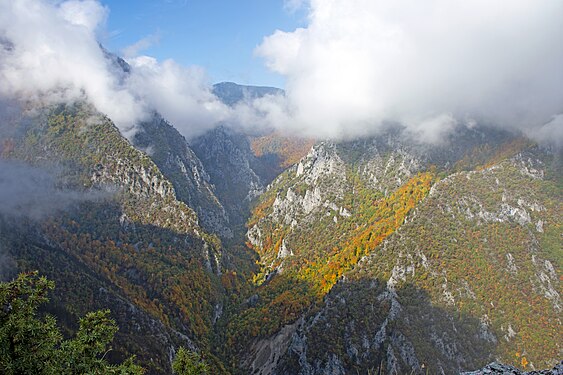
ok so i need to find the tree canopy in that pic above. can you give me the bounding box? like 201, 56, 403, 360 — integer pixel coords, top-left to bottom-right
0, 271, 143, 374
0, 271, 211, 374
172, 347, 209, 375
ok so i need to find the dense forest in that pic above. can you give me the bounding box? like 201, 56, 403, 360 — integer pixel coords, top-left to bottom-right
0, 100, 560, 374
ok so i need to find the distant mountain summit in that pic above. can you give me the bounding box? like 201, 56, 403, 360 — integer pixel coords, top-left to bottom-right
212, 81, 283, 106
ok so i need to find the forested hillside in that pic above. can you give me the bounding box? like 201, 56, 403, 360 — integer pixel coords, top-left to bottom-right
0, 96, 560, 375
225, 130, 562, 374
0, 103, 228, 373
1, 0, 561, 372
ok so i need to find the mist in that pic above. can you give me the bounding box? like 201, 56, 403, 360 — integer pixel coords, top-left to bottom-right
0, 0, 146, 137
0, 0, 561, 145
0, 0, 229, 140
256, 0, 563, 143
0, 160, 105, 220
126, 56, 230, 139
0, 250, 17, 281
0, 159, 109, 278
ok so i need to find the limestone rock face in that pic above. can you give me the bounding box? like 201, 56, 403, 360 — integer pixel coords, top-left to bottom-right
134, 114, 232, 238
462, 361, 563, 375
191, 125, 266, 230
238, 127, 562, 375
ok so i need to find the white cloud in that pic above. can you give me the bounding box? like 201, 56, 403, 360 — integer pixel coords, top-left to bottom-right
126, 56, 230, 138
0, 0, 146, 136
1, 0, 561, 146
58, 0, 108, 31
0, 0, 229, 140
256, 0, 563, 143
531, 115, 563, 149
122, 33, 161, 59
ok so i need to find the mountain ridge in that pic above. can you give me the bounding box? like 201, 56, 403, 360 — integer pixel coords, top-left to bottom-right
229, 128, 561, 374
0, 73, 560, 374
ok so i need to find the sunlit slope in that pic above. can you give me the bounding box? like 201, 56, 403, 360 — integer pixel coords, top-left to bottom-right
227, 132, 561, 374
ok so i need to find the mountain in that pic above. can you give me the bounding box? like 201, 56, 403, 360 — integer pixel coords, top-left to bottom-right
226, 127, 562, 374
212, 82, 283, 107
191, 83, 313, 235
191, 125, 267, 233
0, 103, 227, 373
0, 76, 560, 374
133, 113, 233, 238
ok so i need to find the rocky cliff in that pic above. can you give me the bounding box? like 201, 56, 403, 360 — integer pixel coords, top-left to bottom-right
232, 127, 561, 374
134, 113, 232, 238
1, 86, 560, 375
0, 102, 226, 373
462, 361, 563, 375
191, 125, 266, 233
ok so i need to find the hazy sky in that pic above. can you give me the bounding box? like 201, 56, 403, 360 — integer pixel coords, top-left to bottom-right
100, 0, 306, 87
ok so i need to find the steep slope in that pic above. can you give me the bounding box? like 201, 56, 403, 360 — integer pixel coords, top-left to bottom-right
100, 51, 233, 238
191, 125, 314, 236
133, 113, 232, 238
0, 103, 227, 373
192, 82, 313, 235
191, 125, 266, 232
228, 128, 561, 374
276, 148, 561, 374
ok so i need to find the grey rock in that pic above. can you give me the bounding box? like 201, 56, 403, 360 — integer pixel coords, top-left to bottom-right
461, 361, 563, 375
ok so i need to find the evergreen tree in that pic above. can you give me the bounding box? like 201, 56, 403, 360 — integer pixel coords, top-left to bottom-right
172, 347, 208, 375
0, 271, 143, 374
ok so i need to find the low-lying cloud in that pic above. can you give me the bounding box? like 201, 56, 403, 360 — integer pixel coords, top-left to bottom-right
126, 56, 230, 139
0, 0, 229, 140
0, 160, 105, 220
0, 0, 561, 145
257, 0, 563, 143
0, 159, 107, 280
0, 0, 146, 137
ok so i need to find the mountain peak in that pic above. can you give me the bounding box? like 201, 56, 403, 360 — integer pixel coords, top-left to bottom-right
212, 81, 283, 106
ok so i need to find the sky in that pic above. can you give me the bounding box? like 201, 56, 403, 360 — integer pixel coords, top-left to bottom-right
100, 0, 307, 88
0, 0, 561, 144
